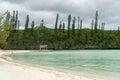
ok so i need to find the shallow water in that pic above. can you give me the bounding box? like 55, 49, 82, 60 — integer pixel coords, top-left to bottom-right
9, 50, 120, 80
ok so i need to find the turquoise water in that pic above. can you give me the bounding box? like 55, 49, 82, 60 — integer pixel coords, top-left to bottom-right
9, 50, 120, 80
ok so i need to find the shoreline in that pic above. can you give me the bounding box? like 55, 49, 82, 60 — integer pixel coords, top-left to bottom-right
0, 50, 105, 80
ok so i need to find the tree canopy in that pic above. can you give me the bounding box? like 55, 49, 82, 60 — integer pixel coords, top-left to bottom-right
0, 10, 120, 50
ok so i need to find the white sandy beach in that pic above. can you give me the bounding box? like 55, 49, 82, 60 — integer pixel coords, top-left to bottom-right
0, 50, 104, 80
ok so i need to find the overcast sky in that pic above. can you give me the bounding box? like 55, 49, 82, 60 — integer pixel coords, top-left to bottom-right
0, 0, 120, 30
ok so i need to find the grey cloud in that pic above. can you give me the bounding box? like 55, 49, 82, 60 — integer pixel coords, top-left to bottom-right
3, 0, 25, 3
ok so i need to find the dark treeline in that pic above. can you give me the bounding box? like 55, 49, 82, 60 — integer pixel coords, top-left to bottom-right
0, 10, 120, 50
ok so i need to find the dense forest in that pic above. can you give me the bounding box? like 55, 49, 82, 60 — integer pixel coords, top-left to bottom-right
0, 10, 120, 50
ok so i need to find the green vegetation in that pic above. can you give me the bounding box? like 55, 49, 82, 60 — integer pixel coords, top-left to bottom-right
0, 10, 120, 50
0, 11, 10, 48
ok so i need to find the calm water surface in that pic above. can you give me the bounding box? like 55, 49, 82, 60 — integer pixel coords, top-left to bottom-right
9, 50, 120, 80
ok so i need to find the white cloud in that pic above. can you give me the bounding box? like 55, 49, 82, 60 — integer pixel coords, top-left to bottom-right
0, 0, 120, 29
